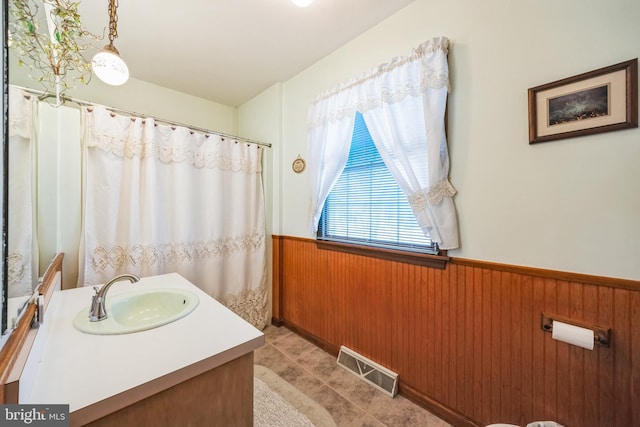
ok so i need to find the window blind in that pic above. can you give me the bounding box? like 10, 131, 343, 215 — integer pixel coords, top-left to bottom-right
318, 112, 437, 254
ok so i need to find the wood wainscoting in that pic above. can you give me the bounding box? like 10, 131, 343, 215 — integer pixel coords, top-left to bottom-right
272, 236, 640, 427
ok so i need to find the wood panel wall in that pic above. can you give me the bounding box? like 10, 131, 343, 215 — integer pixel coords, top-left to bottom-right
272, 236, 640, 427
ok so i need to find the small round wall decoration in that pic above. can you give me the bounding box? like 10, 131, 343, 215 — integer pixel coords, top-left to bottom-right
292, 155, 306, 173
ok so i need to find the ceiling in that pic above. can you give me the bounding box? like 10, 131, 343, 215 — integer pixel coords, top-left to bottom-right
77, 0, 416, 107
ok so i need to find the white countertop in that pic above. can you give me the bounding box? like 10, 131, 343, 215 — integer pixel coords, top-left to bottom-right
22, 273, 264, 421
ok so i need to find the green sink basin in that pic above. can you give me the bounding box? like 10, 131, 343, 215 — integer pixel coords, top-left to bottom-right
73, 288, 200, 335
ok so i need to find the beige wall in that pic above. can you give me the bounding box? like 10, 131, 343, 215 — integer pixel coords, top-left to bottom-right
237, 83, 283, 319
239, 0, 640, 280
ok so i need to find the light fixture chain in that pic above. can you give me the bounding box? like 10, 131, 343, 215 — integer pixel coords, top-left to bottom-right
108, 0, 119, 43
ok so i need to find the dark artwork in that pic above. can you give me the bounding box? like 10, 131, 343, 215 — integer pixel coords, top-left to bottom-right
548, 85, 609, 126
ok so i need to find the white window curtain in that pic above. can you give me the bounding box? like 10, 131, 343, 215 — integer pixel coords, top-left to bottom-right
79, 106, 268, 329
308, 36, 459, 249
8, 86, 38, 298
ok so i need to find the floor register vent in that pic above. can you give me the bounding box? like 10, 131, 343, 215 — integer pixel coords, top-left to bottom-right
337, 346, 398, 397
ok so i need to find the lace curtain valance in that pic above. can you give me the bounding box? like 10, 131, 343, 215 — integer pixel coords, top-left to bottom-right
308, 37, 450, 128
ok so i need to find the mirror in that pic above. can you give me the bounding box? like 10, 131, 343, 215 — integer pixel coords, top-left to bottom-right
2, 0, 8, 341
2, 0, 95, 347
2, 0, 56, 343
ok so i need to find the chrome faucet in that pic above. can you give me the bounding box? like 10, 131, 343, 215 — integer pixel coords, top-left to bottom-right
89, 273, 140, 322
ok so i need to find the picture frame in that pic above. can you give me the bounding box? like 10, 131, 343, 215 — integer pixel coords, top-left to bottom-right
528, 58, 638, 144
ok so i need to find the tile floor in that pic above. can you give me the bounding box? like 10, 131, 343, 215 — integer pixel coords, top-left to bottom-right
255, 325, 452, 427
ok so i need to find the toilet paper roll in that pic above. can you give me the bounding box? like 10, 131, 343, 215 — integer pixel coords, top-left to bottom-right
551, 320, 594, 350
526, 422, 565, 427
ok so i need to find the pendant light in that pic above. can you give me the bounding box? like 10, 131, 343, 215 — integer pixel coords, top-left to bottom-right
92, 0, 129, 85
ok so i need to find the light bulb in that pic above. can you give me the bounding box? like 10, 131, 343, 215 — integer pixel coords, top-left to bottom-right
292, 0, 313, 7
92, 44, 129, 86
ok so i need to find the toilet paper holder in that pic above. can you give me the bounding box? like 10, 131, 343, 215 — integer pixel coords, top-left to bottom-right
541, 313, 611, 347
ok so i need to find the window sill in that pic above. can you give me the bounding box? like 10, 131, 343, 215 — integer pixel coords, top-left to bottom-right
315, 240, 449, 270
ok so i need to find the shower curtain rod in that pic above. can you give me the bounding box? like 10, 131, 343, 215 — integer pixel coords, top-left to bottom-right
12, 85, 272, 148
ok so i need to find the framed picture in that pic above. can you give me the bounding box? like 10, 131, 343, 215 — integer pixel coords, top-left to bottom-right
528, 58, 638, 144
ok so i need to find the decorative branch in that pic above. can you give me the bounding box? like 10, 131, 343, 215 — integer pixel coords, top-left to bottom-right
8, 0, 100, 94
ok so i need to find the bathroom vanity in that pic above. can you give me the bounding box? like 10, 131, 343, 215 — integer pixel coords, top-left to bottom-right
14, 272, 264, 426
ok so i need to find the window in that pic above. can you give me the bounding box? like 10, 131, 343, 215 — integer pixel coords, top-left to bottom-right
309, 39, 458, 254
318, 112, 438, 254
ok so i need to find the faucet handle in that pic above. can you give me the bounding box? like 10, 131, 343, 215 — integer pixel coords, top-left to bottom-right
90, 285, 102, 311
91, 286, 101, 303
90, 286, 106, 321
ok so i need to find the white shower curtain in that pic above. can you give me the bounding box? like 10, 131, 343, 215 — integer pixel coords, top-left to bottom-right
79, 106, 268, 329
8, 86, 38, 298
